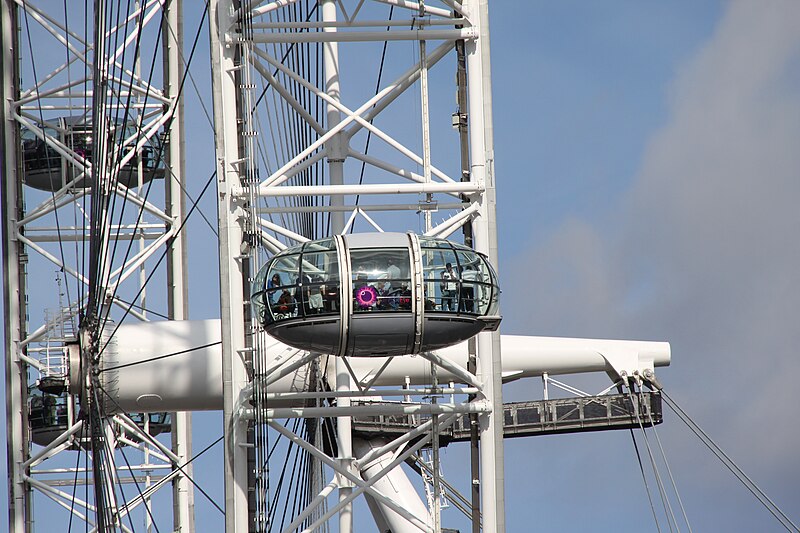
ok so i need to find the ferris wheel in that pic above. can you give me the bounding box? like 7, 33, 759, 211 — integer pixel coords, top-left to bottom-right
1, 1, 671, 532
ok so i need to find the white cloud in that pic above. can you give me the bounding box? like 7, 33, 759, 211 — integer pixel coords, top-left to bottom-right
505, 0, 800, 478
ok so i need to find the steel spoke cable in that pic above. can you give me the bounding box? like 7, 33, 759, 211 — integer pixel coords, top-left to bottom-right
87, 386, 116, 530
20, 1, 76, 318
628, 387, 678, 533
291, 426, 312, 529
661, 390, 799, 532
112, 431, 163, 533
273, 419, 304, 529
97, 167, 216, 355
95, 383, 226, 516
98, 340, 222, 373
107, 295, 171, 320
101, 0, 158, 297
352, 5, 395, 218
166, 167, 219, 237
63, 0, 85, 315
99, 1, 210, 334
67, 417, 89, 532
268, 418, 304, 531
630, 428, 663, 533
100, 0, 164, 301
642, 391, 693, 533
82, 0, 90, 315
79, 0, 212, 330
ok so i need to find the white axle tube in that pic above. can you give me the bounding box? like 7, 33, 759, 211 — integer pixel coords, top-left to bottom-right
91, 319, 670, 413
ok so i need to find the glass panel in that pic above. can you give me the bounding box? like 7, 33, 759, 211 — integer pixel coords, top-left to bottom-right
475, 255, 499, 315
350, 248, 411, 312
266, 254, 300, 321
456, 250, 481, 314
299, 251, 338, 316
418, 236, 453, 249
21, 126, 60, 171
421, 248, 458, 312
303, 238, 335, 253
251, 263, 270, 323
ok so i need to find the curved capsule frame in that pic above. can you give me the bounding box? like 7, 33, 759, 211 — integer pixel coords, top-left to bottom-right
251, 233, 500, 357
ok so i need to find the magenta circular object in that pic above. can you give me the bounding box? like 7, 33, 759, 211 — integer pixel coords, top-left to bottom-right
355, 285, 378, 308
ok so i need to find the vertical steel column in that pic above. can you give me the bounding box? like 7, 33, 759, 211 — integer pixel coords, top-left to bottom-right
208, 1, 250, 531
455, 33, 482, 533
1, 4, 31, 531
163, 0, 195, 530
320, 1, 354, 531
464, 0, 505, 531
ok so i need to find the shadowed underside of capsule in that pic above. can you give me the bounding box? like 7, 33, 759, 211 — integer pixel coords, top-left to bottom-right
251, 233, 501, 357
21, 116, 165, 191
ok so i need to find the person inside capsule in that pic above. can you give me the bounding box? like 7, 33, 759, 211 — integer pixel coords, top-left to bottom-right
251, 234, 501, 357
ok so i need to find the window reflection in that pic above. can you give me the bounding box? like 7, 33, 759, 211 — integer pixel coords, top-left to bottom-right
350, 249, 411, 312
252, 236, 499, 325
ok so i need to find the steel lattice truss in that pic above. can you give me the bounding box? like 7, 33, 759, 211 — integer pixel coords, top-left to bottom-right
2, 0, 196, 530
3, 1, 672, 533
209, 0, 504, 531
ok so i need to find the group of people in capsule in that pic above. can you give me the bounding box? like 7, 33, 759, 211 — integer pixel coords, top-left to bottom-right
266, 258, 481, 319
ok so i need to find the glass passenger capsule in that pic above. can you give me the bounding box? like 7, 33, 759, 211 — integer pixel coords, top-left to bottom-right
21, 116, 165, 191
251, 233, 501, 357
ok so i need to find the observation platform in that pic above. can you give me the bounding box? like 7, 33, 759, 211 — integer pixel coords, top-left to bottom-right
21, 116, 165, 191
351, 392, 663, 444
29, 391, 171, 447
252, 233, 501, 357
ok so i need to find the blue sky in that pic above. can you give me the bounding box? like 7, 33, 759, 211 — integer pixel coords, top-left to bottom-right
494, 1, 800, 531
4, 1, 800, 531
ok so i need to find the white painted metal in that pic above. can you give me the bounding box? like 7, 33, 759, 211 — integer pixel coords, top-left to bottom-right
88, 318, 670, 412
3, 1, 678, 531
208, 1, 251, 531
163, 0, 196, 528
1, 1, 201, 530
353, 436, 432, 533
462, 1, 506, 530
1, 4, 31, 530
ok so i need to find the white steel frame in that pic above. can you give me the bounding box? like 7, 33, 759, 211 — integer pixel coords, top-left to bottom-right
209, 0, 504, 531
1, 0, 195, 531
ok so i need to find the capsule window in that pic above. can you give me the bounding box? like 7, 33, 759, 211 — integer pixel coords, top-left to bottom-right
350, 249, 411, 312
298, 251, 339, 317
421, 246, 458, 312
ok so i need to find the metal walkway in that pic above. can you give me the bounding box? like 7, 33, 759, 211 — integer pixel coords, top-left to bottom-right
352, 392, 663, 444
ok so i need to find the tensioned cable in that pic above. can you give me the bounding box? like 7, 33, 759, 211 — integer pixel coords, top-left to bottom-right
108, 296, 171, 320
62, 0, 84, 321
97, 167, 216, 356
351, 5, 395, 221
20, 1, 76, 321
79, 0, 212, 331
248, 2, 319, 241
96, 383, 226, 516
88, 0, 210, 336
98, 0, 165, 317
99, 1, 210, 335
66, 417, 87, 532
268, 418, 301, 529
630, 428, 662, 533
662, 390, 799, 532
87, 387, 115, 530
267, 418, 306, 531
642, 390, 693, 533
113, 432, 163, 533
99, 340, 222, 372
628, 388, 679, 532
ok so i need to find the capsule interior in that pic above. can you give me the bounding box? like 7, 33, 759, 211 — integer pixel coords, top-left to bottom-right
21, 116, 165, 191
251, 233, 500, 357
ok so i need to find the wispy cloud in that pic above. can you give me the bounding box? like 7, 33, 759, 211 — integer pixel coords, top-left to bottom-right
505, 0, 800, 481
